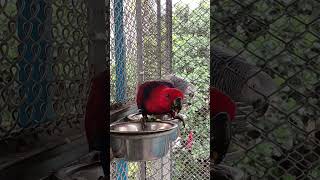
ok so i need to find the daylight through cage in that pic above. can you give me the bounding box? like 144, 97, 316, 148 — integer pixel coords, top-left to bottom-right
110, 0, 210, 179
211, 0, 320, 179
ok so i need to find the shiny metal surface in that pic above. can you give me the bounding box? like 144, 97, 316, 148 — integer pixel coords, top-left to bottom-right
126, 113, 185, 129
110, 121, 179, 161
126, 113, 144, 121
126, 113, 171, 122
110, 121, 177, 134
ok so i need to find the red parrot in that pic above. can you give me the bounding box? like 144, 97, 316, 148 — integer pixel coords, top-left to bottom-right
210, 87, 237, 165
136, 80, 185, 128
84, 70, 108, 178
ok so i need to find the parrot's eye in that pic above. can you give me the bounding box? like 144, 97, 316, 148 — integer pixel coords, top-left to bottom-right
165, 94, 170, 99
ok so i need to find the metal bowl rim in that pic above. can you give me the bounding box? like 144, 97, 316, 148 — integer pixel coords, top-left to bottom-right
126, 113, 175, 121
110, 121, 178, 135
113, 156, 163, 162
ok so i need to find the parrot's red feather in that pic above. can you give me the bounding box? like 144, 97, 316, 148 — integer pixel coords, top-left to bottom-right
136, 80, 184, 115
144, 86, 184, 114
210, 87, 236, 120
136, 80, 174, 109
84, 70, 108, 150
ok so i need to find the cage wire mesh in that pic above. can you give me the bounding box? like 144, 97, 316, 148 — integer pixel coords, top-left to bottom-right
212, 0, 320, 179
0, 0, 88, 142
110, 0, 210, 179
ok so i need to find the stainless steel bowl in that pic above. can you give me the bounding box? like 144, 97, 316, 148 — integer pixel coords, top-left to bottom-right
126, 113, 170, 122
110, 121, 179, 161
126, 113, 185, 129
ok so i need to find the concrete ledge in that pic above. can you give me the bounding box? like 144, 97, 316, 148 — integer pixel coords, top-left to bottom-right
0, 134, 88, 180
0, 103, 137, 180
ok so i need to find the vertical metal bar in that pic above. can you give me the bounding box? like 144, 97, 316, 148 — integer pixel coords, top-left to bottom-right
136, 0, 146, 178
136, 0, 144, 84
114, 0, 128, 179
158, 1, 169, 179
140, 161, 147, 180
165, 0, 172, 75
17, 0, 54, 128
161, 158, 164, 180
165, 1, 173, 179
114, 0, 127, 103
156, 0, 162, 78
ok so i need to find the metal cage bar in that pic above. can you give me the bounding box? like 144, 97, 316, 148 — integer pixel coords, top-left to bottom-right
114, 0, 129, 179
164, 0, 172, 74
136, 0, 144, 85
114, 0, 127, 104
156, 0, 162, 78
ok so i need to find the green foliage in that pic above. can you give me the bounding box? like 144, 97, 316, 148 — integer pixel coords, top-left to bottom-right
172, 1, 210, 159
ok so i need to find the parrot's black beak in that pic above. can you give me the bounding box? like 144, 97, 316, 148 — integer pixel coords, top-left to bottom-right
172, 98, 182, 114
171, 98, 185, 128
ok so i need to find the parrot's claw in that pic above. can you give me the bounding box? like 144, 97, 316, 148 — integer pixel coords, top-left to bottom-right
174, 115, 186, 128
141, 116, 148, 130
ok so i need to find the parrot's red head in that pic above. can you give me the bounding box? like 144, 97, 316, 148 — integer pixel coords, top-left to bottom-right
210, 87, 236, 121
144, 86, 184, 116
162, 88, 184, 114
